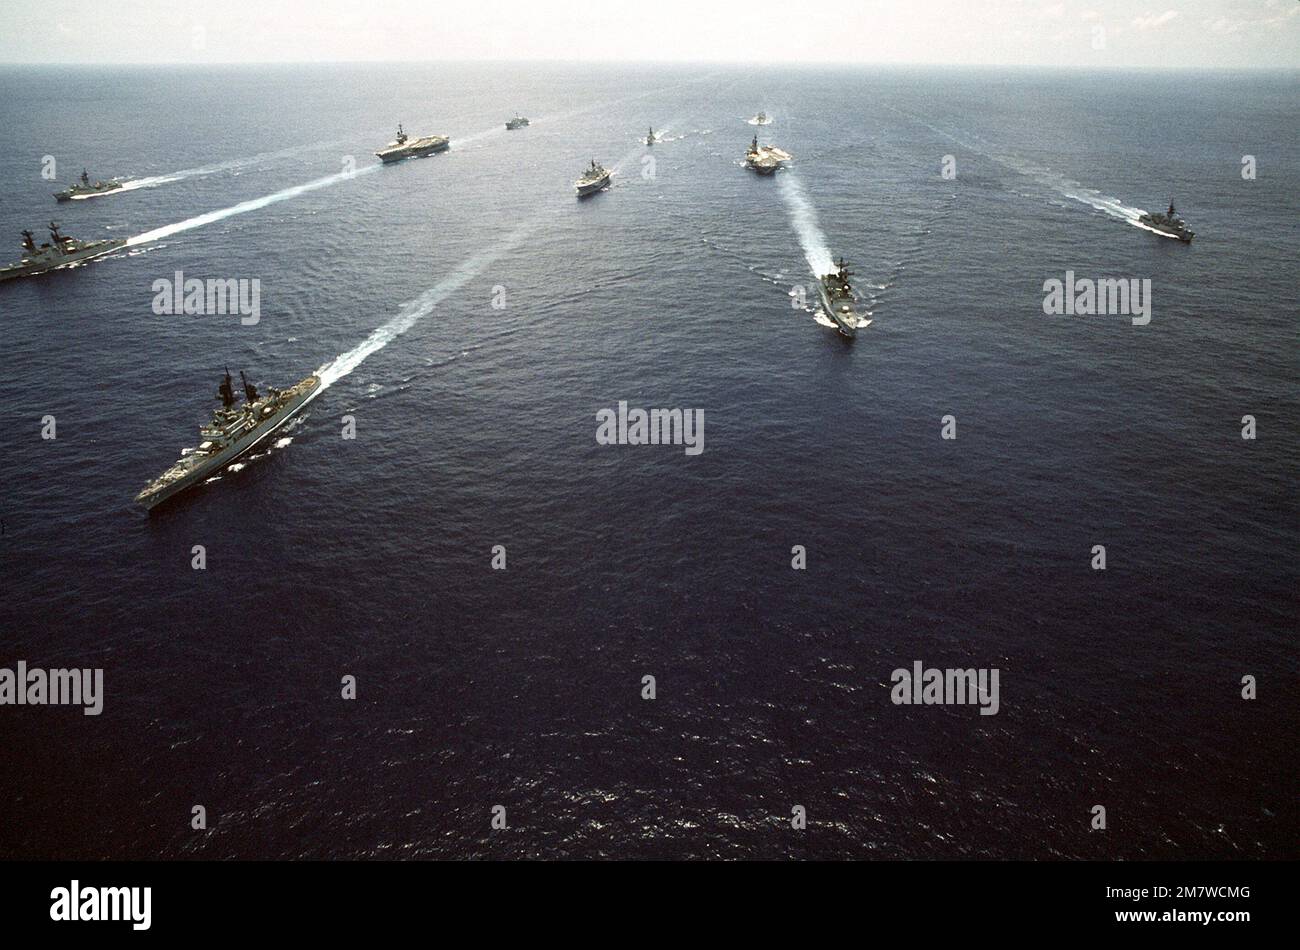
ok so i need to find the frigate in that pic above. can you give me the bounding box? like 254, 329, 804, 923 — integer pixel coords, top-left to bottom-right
506, 115, 530, 130
375, 123, 450, 163
645, 126, 656, 145
54, 169, 124, 201
744, 135, 791, 175
135, 369, 322, 510
749, 112, 772, 125
0, 223, 126, 284
1138, 201, 1194, 242
575, 159, 612, 196
816, 257, 870, 339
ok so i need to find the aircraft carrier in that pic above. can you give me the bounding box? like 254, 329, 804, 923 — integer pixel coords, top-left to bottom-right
375, 124, 450, 163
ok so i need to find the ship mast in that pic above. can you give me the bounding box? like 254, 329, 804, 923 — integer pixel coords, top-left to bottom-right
218, 368, 237, 409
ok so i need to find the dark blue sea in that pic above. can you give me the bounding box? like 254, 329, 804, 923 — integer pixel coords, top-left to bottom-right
0, 64, 1295, 859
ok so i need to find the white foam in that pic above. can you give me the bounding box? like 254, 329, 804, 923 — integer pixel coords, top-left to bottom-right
776, 173, 835, 276
316, 225, 532, 391
127, 164, 380, 246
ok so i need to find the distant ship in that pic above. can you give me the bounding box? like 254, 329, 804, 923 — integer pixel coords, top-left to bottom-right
506, 115, 530, 130
644, 126, 656, 145
816, 257, 870, 339
1138, 201, 1194, 242
375, 123, 450, 163
0, 223, 126, 284
135, 368, 322, 510
749, 112, 772, 125
54, 169, 124, 202
575, 159, 612, 196
744, 135, 791, 175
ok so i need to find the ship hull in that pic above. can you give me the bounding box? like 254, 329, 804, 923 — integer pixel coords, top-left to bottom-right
1138, 216, 1193, 242
375, 137, 450, 163
136, 376, 322, 510
576, 174, 611, 196
54, 184, 124, 201
817, 283, 858, 339
0, 239, 127, 283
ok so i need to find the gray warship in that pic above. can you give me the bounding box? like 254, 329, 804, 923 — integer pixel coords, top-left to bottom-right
645, 126, 656, 145
749, 111, 772, 125
0, 223, 126, 284
744, 135, 791, 175
506, 115, 530, 130
575, 159, 612, 196
375, 123, 450, 163
136, 368, 322, 510
54, 168, 124, 201
816, 257, 870, 339
1138, 201, 1194, 242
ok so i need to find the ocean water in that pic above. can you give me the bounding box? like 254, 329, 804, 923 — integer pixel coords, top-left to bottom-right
0, 64, 1295, 859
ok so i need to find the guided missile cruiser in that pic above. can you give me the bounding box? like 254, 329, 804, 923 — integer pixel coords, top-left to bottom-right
54, 168, 124, 201
0, 223, 126, 283
375, 123, 450, 163
135, 368, 322, 510
816, 257, 871, 339
575, 159, 612, 196
1138, 200, 1194, 242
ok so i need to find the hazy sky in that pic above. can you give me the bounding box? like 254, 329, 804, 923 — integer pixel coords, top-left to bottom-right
2, 0, 1297, 67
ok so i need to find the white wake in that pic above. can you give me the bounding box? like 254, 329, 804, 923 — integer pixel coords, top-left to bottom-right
127, 164, 380, 246
316, 226, 532, 391
776, 172, 835, 276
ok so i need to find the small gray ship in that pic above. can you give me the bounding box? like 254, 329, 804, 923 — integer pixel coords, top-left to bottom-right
506, 115, 530, 130
54, 168, 124, 201
749, 111, 772, 126
1138, 201, 1194, 243
0, 223, 126, 284
135, 368, 322, 510
575, 159, 612, 197
816, 257, 870, 339
744, 135, 791, 175
645, 126, 656, 145
375, 123, 450, 163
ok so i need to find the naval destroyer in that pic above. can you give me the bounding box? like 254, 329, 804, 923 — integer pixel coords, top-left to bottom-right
135, 369, 322, 509
54, 169, 124, 201
744, 135, 791, 175
644, 126, 656, 145
1138, 201, 1194, 242
816, 257, 870, 339
375, 124, 450, 163
0, 223, 126, 284
575, 159, 612, 196
506, 115, 530, 130
748, 112, 772, 125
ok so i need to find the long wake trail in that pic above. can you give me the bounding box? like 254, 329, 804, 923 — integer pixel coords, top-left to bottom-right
126, 164, 381, 246
885, 104, 1151, 228
315, 225, 533, 391
776, 172, 835, 276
